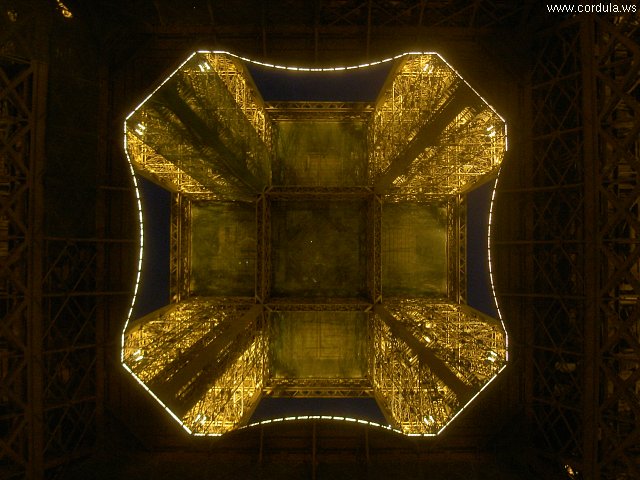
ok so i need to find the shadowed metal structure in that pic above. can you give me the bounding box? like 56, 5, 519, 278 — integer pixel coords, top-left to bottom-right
1, 1, 638, 479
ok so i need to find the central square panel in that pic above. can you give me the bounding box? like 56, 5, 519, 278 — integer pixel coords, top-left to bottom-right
270, 199, 368, 298
269, 311, 368, 379
273, 120, 368, 186
382, 202, 448, 297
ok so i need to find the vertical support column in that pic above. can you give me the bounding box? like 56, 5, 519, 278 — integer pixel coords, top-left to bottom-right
458, 194, 467, 305
447, 194, 467, 304
367, 194, 382, 304
580, 15, 599, 480
256, 193, 271, 303
26, 59, 47, 480
170, 193, 191, 302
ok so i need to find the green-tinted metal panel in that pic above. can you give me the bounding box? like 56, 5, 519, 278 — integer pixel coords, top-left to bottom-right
190, 202, 256, 296
270, 312, 368, 379
382, 202, 447, 296
271, 199, 367, 297
274, 121, 367, 186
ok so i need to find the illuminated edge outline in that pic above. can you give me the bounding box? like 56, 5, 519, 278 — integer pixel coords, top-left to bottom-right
121, 50, 509, 437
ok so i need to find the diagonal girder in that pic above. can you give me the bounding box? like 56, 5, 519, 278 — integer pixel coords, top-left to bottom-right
373, 305, 474, 403
373, 82, 481, 194
151, 304, 263, 416
154, 83, 266, 195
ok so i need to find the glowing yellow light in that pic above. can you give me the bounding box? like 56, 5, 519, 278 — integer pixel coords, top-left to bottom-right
56, 0, 73, 18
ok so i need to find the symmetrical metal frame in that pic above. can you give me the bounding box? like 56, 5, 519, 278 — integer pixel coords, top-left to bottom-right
122, 51, 507, 437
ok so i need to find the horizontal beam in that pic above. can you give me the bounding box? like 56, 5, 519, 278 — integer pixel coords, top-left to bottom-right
266, 186, 372, 200
266, 298, 372, 311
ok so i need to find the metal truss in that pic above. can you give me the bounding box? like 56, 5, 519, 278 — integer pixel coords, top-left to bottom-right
265, 299, 371, 312
590, 14, 640, 480
370, 310, 458, 435
125, 131, 220, 200
0, 55, 47, 480
2, 27, 117, 475
201, 52, 273, 151
266, 186, 371, 200
122, 48, 509, 438
266, 102, 373, 122
147, 0, 528, 30
182, 318, 266, 435
494, 12, 640, 479
370, 54, 506, 200
123, 298, 252, 383
41, 239, 102, 471
383, 299, 507, 391
264, 378, 372, 398
447, 195, 467, 304
125, 52, 272, 201
143, 0, 532, 67
169, 193, 190, 302
256, 193, 271, 303
367, 195, 382, 304
511, 17, 592, 474
316, 0, 528, 30
123, 299, 265, 434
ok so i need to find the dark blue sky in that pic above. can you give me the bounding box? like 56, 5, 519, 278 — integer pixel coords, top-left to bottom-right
247, 61, 392, 102
133, 175, 170, 319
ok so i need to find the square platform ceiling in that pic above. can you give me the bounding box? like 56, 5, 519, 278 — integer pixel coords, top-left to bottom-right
269, 311, 368, 380
382, 202, 447, 297
273, 120, 368, 186
190, 202, 256, 296
270, 199, 368, 298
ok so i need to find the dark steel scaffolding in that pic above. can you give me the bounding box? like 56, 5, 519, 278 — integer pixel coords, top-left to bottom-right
493, 11, 640, 480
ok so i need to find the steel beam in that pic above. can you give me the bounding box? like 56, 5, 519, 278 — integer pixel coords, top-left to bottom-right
374, 82, 479, 193
151, 304, 263, 416
374, 305, 474, 402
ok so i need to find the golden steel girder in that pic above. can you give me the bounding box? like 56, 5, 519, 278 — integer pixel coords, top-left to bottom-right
370, 53, 506, 200
122, 298, 264, 434
125, 52, 272, 201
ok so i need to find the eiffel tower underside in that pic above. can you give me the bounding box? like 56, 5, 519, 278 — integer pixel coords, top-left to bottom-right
122, 51, 508, 436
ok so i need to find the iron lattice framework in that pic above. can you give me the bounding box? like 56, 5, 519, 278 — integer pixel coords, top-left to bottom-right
493, 11, 640, 480
1, 3, 136, 478
0, 54, 47, 480
122, 51, 507, 436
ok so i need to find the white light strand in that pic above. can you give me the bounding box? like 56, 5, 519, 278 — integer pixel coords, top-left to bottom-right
487, 172, 509, 361
235, 415, 404, 437
120, 123, 144, 364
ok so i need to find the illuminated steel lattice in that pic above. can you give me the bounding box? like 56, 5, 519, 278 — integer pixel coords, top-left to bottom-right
122, 51, 508, 436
